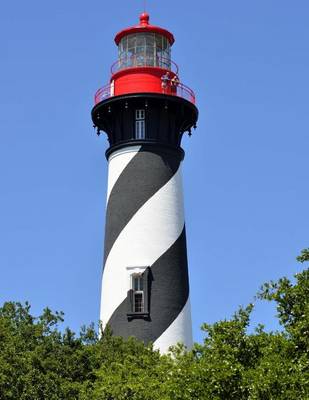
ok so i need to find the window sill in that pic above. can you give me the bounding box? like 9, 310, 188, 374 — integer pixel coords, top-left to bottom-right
127, 312, 150, 321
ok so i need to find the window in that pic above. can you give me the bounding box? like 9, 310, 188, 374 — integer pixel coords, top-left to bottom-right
126, 267, 151, 320
135, 109, 145, 139
132, 274, 144, 312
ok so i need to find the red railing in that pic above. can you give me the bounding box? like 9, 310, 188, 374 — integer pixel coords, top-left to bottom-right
111, 56, 179, 75
94, 80, 195, 105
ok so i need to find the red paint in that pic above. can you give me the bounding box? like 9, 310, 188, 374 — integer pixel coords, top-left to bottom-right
94, 78, 196, 105
114, 13, 175, 45
94, 13, 196, 106
113, 68, 177, 97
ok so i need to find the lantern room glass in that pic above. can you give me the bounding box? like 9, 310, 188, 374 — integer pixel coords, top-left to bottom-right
118, 33, 171, 71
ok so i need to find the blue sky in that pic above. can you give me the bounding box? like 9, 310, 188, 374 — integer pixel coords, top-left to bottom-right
0, 0, 308, 343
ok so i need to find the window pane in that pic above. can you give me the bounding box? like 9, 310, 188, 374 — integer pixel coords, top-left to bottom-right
133, 274, 144, 290
155, 34, 163, 51
134, 293, 144, 312
145, 33, 154, 48
135, 120, 145, 139
127, 34, 136, 50
145, 47, 154, 66
136, 109, 145, 120
135, 52, 145, 66
136, 35, 145, 47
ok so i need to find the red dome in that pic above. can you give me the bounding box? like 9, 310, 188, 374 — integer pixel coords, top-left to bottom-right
114, 13, 175, 46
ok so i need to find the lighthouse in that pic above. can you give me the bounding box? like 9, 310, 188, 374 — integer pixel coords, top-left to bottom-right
91, 13, 198, 353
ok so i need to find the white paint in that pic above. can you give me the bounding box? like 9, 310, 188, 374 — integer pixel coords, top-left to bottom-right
106, 146, 141, 202
125, 266, 147, 292
153, 298, 193, 353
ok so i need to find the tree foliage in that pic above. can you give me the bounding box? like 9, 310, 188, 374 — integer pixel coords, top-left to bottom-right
0, 251, 308, 399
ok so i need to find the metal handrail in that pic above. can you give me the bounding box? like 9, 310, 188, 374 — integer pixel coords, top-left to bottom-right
174, 82, 196, 104
94, 80, 195, 105
94, 83, 112, 104
111, 56, 179, 75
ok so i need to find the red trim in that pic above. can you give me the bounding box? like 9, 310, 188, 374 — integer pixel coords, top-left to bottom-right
114, 13, 175, 45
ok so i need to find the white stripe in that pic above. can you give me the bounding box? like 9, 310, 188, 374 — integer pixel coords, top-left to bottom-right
100, 165, 185, 329
106, 146, 141, 202
153, 298, 193, 353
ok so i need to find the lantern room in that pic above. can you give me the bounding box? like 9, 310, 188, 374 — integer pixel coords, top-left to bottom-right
94, 13, 195, 104
116, 31, 171, 71
114, 12, 173, 72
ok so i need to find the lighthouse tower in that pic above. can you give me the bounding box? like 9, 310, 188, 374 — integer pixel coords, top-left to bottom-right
91, 13, 198, 353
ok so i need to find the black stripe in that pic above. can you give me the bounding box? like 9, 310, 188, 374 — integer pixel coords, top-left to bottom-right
106, 227, 189, 344
104, 146, 181, 264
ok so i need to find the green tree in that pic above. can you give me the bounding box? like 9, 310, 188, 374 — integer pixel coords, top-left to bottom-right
0, 250, 308, 399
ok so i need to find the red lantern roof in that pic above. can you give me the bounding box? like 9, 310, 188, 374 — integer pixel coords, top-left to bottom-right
114, 12, 175, 46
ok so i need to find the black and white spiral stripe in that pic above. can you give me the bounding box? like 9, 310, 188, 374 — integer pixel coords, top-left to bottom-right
100, 144, 192, 353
